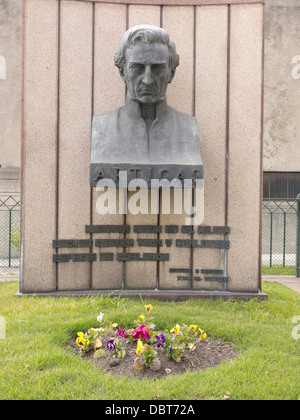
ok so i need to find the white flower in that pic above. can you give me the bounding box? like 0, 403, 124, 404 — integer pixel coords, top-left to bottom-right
97, 312, 105, 323
96, 327, 104, 333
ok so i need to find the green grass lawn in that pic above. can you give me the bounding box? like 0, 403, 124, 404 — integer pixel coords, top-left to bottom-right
0, 281, 299, 400
262, 265, 296, 276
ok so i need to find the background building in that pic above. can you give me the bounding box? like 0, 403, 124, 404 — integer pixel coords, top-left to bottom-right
0, 0, 20, 195
264, 0, 300, 199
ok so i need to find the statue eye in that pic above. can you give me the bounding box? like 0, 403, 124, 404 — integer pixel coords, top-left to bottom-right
131, 64, 144, 75
152, 64, 164, 75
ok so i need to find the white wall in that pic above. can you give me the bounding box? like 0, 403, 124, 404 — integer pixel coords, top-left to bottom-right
0, 0, 21, 193
264, 0, 300, 171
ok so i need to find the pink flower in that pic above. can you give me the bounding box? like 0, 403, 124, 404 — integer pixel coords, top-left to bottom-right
116, 328, 129, 339
132, 325, 150, 342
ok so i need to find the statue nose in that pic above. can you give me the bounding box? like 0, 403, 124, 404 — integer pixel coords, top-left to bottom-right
142, 66, 154, 85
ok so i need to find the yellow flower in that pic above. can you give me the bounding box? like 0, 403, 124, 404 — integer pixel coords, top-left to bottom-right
77, 332, 84, 338
171, 324, 180, 335
139, 315, 145, 320
145, 304, 153, 314
189, 325, 197, 333
136, 340, 144, 355
199, 329, 207, 341
76, 336, 86, 347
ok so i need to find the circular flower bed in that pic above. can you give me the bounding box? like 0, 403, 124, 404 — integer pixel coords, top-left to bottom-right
75, 304, 238, 379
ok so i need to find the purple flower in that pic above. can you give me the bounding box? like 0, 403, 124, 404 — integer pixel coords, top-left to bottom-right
156, 334, 166, 348
106, 339, 115, 351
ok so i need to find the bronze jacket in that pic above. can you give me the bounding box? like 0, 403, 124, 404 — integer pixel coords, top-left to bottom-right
91, 95, 202, 166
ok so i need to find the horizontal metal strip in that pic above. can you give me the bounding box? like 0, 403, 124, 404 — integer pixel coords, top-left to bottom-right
63, 0, 264, 6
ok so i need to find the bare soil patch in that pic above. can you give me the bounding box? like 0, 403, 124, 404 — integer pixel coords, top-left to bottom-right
79, 333, 239, 380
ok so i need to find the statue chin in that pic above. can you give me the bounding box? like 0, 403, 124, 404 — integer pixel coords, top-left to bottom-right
128, 92, 167, 106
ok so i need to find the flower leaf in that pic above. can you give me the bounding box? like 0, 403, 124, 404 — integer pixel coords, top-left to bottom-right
150, 358, 161, 372
133, 357, 145, 370
188, 343, 196, 352
94, 339, 102, 351
93, 349, 106, 359
143, 344, 153, 352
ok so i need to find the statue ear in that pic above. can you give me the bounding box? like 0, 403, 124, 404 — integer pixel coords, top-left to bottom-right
168, 68, 176, 84
119, 67, 127, 83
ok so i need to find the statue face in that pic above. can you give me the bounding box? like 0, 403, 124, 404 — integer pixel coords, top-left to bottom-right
122, 42, 172, 105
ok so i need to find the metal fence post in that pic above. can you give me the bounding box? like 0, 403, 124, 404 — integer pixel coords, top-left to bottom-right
297, 194, 300, 278
0, 195, 20, 274
270, 211, 273, 268
283, 212, 286, 268
8, 208, 12, 268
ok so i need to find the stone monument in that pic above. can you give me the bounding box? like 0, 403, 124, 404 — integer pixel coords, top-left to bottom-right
19, 0, 266, 301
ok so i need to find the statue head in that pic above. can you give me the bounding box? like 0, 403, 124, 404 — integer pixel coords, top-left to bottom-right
114, 25, 180, 105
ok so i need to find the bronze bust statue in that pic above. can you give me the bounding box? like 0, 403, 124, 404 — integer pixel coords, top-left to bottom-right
91, 25, 202, 185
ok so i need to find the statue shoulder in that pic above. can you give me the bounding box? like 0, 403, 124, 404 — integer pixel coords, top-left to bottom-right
92, 107, 123, 131
167, 106, 199, 137
168, 106, 198, 124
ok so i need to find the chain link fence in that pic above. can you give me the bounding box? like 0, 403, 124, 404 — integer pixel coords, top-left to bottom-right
0, 195, 20, 275
262, 197, 300, 276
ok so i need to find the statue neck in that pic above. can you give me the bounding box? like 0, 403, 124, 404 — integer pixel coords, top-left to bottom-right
140, 103, 156, 121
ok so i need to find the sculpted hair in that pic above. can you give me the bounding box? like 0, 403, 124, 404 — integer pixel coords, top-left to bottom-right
114, 25, 180, 72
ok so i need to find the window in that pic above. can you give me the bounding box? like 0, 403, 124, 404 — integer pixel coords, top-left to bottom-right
263, 172, 300, 199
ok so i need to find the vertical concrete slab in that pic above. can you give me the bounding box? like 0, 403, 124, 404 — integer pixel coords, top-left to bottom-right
21, 0, 58, 293
125, 190, 158, 289
92, 189, 126, 290
92, 3, 127, 290
124, 5, 161, 290
227, 4, 263, 292
162, 6, 194, 115
159, 189, 193, 290
57, 0, 93, 291
94, 2, 127, 115
193, 5, 228, 291
128, 4, 161, 27
158, 6, 195, 289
